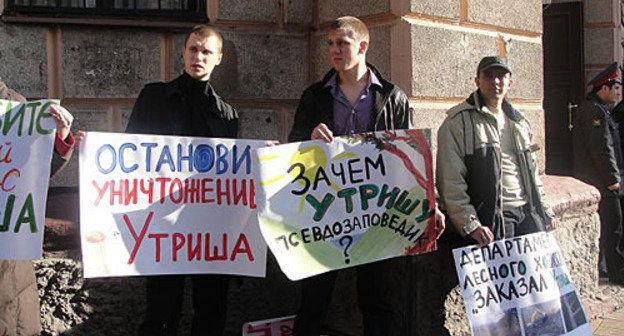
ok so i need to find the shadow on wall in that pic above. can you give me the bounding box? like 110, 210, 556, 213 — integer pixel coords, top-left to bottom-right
211, 39, 240, 99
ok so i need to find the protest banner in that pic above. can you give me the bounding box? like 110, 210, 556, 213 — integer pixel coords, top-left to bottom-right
242, 315, 295, 336
453, 232, 591, 336
0, 99, 56, 260
254, 129, 443, 280
79, 132, 267, 278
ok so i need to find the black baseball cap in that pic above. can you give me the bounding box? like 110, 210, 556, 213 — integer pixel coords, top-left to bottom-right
477, 56, 512, 74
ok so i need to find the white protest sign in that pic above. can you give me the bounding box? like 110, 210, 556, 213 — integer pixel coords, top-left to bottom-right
0, 99, 56, 260
453, 232, 591, 336
255, 130, 443, 280
79, 132, 267, 277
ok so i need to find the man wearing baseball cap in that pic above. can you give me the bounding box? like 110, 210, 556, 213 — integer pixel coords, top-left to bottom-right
437, 56, 554, 247
573, 62, 624, 284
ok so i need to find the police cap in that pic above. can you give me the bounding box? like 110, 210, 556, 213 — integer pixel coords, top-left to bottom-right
588, 62, 621, 89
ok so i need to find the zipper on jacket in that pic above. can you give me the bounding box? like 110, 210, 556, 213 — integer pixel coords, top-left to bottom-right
495, 117, 505, 239
473, 91, 506, 238
511, 124, 536, 210
480, 109, 506, 239
373, 90, 395, 131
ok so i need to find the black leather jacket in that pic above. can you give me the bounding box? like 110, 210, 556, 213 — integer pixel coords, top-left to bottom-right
126, 72, 238, 138
288, 64, 410, 142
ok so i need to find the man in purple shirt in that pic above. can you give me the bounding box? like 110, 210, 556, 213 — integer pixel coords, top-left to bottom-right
289, 16, 411, 336
324, 67, 382, 136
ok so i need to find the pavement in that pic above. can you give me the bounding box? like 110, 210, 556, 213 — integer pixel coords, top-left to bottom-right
591, 303, 624, 335
583, 275, 624, 336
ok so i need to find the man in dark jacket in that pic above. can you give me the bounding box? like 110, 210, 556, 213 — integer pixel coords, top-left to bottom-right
289, 16, 411, 336
125, 25, 237, 336
573, 62, 624, 285
0, 78, 77, 336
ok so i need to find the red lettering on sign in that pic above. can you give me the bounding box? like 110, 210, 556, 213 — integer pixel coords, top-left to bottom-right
123, 211, 154, 264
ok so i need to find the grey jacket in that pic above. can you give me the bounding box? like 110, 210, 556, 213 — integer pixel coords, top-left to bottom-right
436, 90, 552, 238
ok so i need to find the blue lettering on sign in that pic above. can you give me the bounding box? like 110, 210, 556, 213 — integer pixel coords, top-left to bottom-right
141, 142, 158, 171
156, 145, 175, 172
233, 145, 251, 174
93, 142, 253, 175
216, 144, 229, 174
194, 144, 215, 172
119, 143, 138, 173
177, 144, 193, 172
96, 144, 116, 174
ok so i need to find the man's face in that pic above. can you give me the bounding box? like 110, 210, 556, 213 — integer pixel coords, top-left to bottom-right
475, 67, 513, 102
601, 83, 621, 104
183, 33, 222, 81
327, 29, 367, 73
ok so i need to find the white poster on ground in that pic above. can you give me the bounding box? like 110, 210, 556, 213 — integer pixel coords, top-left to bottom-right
453, 231, 591, 336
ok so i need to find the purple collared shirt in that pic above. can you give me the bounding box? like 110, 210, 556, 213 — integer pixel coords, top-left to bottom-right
324, 68, 382, 136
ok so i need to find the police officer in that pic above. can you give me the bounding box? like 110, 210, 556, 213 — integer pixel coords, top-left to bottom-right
573, 62, 624, 285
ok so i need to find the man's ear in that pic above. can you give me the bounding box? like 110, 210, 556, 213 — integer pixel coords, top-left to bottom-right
598, 85, 608, 95
359, 40, 369, 55
216, 52, 223, 66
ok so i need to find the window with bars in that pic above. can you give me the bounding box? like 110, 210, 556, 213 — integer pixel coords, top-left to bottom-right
4, 0, 208, 21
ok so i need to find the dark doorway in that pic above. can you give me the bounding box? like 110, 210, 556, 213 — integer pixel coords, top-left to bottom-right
543, 2, 584, 175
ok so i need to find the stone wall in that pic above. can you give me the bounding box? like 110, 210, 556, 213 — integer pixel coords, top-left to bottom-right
392, 0, 545, 167
583, 0, 623, 86
0, 0, 547, 184
0, 0, 313, 188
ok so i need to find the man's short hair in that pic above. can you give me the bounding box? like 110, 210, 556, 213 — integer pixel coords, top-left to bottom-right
184, 24, 223, 52
328, 16, 369, 42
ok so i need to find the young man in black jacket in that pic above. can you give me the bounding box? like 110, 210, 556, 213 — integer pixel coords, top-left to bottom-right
126, 25, 237, 336
289, 16, 411, 336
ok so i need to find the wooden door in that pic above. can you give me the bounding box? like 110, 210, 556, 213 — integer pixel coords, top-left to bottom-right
543, 2, 584, 175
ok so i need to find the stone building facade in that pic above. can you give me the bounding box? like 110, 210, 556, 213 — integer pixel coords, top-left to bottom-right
1, 0, 548, 184
0, 0, 620, 335
0, 1, 622, 177
582, 0, 623, 86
